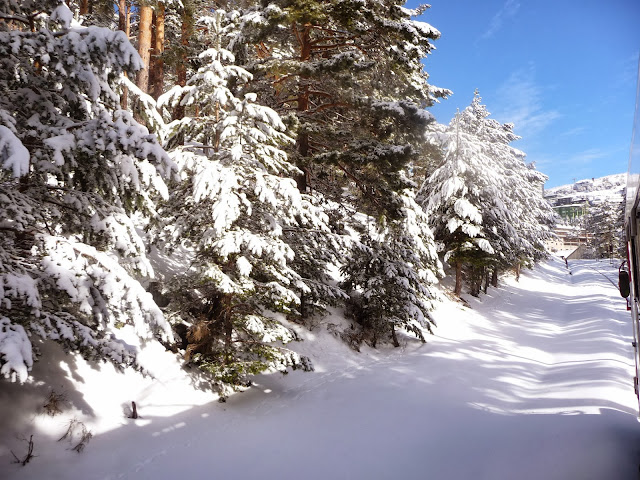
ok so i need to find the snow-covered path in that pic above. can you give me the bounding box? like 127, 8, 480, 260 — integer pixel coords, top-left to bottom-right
4, 258, 640, 479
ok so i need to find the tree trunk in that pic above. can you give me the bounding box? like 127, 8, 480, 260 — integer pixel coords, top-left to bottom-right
118, 0, 128, 32
483, 267, 489, 294
221, 294, 233, 364
469, 266, 481, 297
136, 5, 153, 94
299, 290, 306, 321
79, 0, 89, 15
454, 261, 462, 296
294, 24, 312, 193
391, 324, 399, 348
174, 5, 193, 120
118, 0, 130, 110
515, 263, 521, 282
151, 2, 165, 99
491, 268, 498, 287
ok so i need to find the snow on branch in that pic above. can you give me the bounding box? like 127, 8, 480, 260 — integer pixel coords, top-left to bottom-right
0, 317, 33, 383
0, 126, 30, 178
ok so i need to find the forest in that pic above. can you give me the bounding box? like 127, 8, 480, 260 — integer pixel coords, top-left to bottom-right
0, 0, 555, 397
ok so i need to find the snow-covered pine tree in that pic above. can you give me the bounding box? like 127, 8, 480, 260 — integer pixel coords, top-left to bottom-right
463, 93, 554, 279
0, 1, 175, 382
340, 190, 442, 348
155, 10, 322, 396
230, 1, 447, 341
421, 93, 554, 295
586, 199, 625, 259
419, 114, 498, 296
234, 0, 448, 215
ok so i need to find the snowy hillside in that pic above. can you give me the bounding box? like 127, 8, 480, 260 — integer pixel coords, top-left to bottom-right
544, 173, 626, 206
2, 257, 639, 480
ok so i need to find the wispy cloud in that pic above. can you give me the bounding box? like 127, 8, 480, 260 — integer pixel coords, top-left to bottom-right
567, 149, 609, 165
481, 0, 521, 40
559, 126, 586, 137
492, 65, 561, 138
614, 52, 639, 89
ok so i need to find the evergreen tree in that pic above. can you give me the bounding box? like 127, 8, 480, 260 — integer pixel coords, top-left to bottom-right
155, 10, 320, 396
586, 199, 625, 259
340, 190, 442, 347
420, 92, 553, 295
0, 1, 175, 382
419, 115, 498, 296
458, 93, 553, 279
231, 1, 447, 340
235, 0, 448, 216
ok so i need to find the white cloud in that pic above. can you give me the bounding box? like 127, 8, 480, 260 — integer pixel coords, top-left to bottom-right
567, 149, 609, 165
492, 66, 562, 138
559, 127, 586, 138
481, 0, 521, 39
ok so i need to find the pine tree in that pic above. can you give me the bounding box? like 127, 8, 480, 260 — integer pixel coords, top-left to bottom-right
459, 93, 553, 279
0, 1, 174, 382
419, 115, 498, 296
235, 0, 448, 216
231, 1, 447, 340
586, 199, 625, 259
154, 10, 319, 396
340, 190, 442, 347
420, 92, 553, 295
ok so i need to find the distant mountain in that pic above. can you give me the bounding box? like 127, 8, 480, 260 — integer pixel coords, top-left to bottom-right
544, 173, 626, 208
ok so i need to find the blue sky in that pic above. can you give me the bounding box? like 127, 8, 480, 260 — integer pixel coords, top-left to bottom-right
406, 0, 640, 188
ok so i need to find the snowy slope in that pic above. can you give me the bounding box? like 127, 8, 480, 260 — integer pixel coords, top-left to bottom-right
544, 173, 626, 206
2, 257, 640, 479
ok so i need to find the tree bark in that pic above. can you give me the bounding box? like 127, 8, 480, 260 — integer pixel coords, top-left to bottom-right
294, 24, 312, 193
454, 261, 462, 296
391, 324, 399, 348
136, 5, 153, 94
174, 5, 193, 120
118, 0, 128, 32
151, 2, 165, 99
483, 267, 489, 294
79, 0, 89, 15
491, 268, 498, 287
118, 0, 130, 110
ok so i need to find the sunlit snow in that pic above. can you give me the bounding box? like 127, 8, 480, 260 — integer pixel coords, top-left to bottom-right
2, 257, 639, 479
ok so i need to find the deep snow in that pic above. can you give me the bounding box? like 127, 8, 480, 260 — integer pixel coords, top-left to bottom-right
2, 256, 640, 479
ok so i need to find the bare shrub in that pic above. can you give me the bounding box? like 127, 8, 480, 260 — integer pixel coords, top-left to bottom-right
43, 391, 66, 416
59, 418, 92, 453
11, 435, 35, 466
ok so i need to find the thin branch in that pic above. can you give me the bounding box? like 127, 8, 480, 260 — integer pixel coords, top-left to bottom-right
0, 15, 31, 25
336, 162, 382, 209
10, 435, 36, 466
309, 25, 350, 35
272, 73, 298, 85
307, 90, 334, 99
307, 102, 351, 114
310, 42, 358, 51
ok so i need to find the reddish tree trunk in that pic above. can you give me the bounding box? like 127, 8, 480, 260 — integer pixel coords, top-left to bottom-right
136, 5, 153, 93
118, 0, 129, 110
294, 25, 312, 193
174, 6, 192, 120
151, 2, 165, 99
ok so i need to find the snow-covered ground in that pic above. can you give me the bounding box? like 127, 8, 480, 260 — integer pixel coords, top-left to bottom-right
544, 173, 626, 205
2, 256, 640, 479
